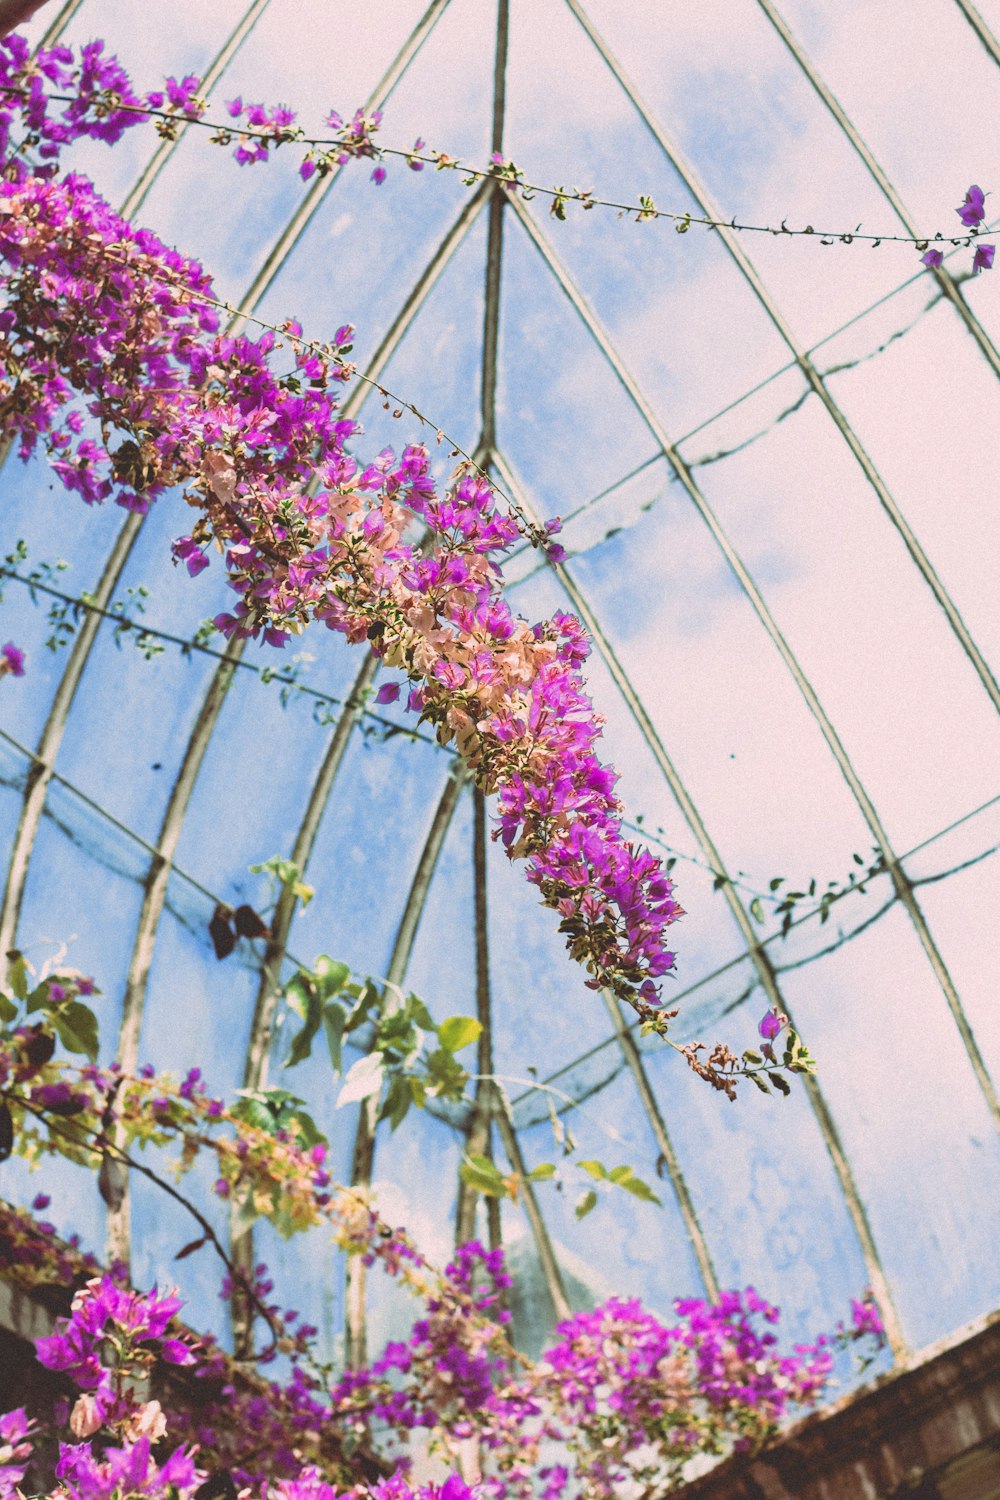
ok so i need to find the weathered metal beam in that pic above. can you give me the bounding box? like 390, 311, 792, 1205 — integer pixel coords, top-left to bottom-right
228, 0, 454, 332
952, 0, 1000, 66
601, 989, 720, 1301
345, 760, 468, 1368
0, 511, 144, 981
107, 638, 245, 1268
120, 0, 274, 222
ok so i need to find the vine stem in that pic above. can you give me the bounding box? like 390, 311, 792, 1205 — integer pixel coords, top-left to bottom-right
0, 81, 973, 249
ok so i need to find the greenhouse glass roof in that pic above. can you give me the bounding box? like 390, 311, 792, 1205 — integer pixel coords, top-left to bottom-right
2, 0, 999, 1386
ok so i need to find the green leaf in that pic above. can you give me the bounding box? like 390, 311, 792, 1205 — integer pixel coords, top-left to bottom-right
284, 972, 312, 1021
423, 1047, 468, 1101
408, 1075, 427, 1109
577, 1159, 608, 1181
747, 1070, 772, 1095
232, 1089, 325, 1148
768, 877, 784, 892
575, 1189, 598, 1220
343, 981, 379, 1033
768, 1071, 792, 1096
323, 1003, 346, 1074
749, 897, 765, 924
406, 994, 435, 1031
25, 982, 53, 1015
742, 1049, 763, 1065
285, 984, 323, 1069
231, 1095, 276, 1134
459, 1154, 508, 1198
379, 1073, 412, 1132
8, 955, 28, 1001
53, 1001, 99, 1061
336, 1053, 384, 1108
615, 1172, 662, 1205
528, 1162, 556, 1181
313, 955, 350, 998
0, 993, 17, 1024
437, 1015, 482, 1053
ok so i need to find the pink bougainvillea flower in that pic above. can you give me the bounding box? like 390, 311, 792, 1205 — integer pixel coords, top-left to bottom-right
850, 1293, 886, 1342
0, 1407, 35, 1499
957, 183, 986, 228
375, 682, 401, 704
0, 641, 24, 677
921, 248, 944, 269
972, 242, 995, 273
758, 1009, 787, 1040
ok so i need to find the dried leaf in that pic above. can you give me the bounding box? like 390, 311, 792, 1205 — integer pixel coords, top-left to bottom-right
209, 906, 236, 960
98, 1151, 127, 1212
233, 904, 269, 940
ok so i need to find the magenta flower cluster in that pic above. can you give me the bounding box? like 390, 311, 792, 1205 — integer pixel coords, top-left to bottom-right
922, 184, 994, 274
35, 1275, 194, 1433
323, 1257, 887, 1500
0, 34, 682, 1014
0, 1408, 35, 1500
1, 1240, 886, 1500
0, 640, 24, 677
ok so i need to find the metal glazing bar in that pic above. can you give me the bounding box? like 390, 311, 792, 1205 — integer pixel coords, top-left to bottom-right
601, 990, 719, 1301
230, 649, 377, 1351
35, 0, 81, 48
119, 0, 274, 221
228, 0, 453, 331
490, 445, 908, 1359
116, 642, 245, 1077
477, 0, 510, 454
107, 638, 245, 1267
480, 183, 504, 455
455, 788, 501, 1247
752, 0, 1000, 380
345, 759, 468, 1368
0, 510, 144, 982
503, 204, 1000, 1135
565, 0, 1000, 716
454, 0, 509, 1254
493, 1087, 571, 1322
953, 0, 1000, 66
339, 180, 491, 427
240, 651, 378, 1094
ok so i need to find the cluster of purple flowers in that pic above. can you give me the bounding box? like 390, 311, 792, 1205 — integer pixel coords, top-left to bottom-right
0, 1408, 35, 1499
922, 185, 994, 274
0, 1176, 887, 1500
320, 1234, 888, 1500
0, 641, 24, 677
35, 1275, 194, 1432
0, 34, 683, 1017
